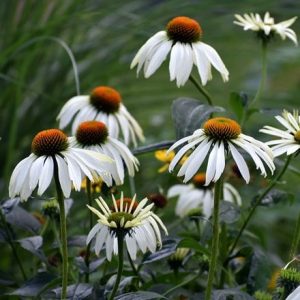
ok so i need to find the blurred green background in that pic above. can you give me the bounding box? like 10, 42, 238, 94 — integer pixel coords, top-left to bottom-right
0, 0, 300, 274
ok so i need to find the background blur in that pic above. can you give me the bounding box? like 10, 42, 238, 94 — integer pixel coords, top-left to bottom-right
0, 0, 300, 267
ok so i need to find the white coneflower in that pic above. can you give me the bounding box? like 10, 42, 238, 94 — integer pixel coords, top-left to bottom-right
69, 121, 139, 185
168, 172, 241, 218
168, 117, 275, 185
57, 86, 144, 146
86, 194, 168, 261
131, 16, 229, 87
9, 129, 113, 201
234, 12, 298, 45
260, 110, 300, 157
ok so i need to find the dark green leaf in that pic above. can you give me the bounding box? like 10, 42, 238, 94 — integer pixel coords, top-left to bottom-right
132, 141, 175, 155
2, 199, 41, 234
18, 236, 47, 262
75, 256, 105, 274
9, 272, 56, 296
44, 283, 93, 299
143, 238, 178, 264
212, 288, 253, 299
115, 291, 167, 300
219, 201, 241, 224
255, 189, 294, 206
171, 97, 225, 139
229, 92, 246, 121
177, 238, 209, 256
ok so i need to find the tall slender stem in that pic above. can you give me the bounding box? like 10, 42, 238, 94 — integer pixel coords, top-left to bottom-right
289, 211, 300, 259
54, 162, 68, 299
229, 155, 291, 256
249, 42, 267, 108
205, 177, 223, 300
109, 233, 124, 300
85, 178, 92, 283
189, 74, 213, 106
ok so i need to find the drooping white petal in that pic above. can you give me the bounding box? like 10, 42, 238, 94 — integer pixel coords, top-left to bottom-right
38, 157, 54, 196
55, 155, 72, 198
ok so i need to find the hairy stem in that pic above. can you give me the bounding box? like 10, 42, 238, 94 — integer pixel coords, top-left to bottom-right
54, 162, 68, 299
289, 210, 300, 259
85, 178, 92, 283
109, 233, 124, 300
205, 177, 223, 300
189, 74, 213, 106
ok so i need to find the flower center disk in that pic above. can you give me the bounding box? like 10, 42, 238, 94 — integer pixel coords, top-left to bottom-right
76, 121, 108, 146
167, 16, 202, 43
192, 173, 206, 188
294, 130, 300, 142
90, 86, 121, 114
108, 212, 134, 227
32, 129, 69, 156
204, 117, 241, 140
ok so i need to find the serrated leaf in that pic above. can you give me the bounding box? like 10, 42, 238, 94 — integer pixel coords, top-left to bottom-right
229, 92, 246, 121
44, 283, 93, 299
219, 201, 240, 224
115, 291, 168, 300
143, 238, 178, 264
2, 200, 41, 234
212, 288, 253, 300
132, 140, 174, 155
18, 236, 47, 262
9, 272, 56, 296
177, 238, 209, 256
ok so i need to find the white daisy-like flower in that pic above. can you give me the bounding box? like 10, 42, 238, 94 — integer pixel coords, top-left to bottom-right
130, 16, 229, 87
168, 117, 275, 185
234, 12, 298, 45
69, 121, 139, 185
9, 129, 114, 201
86, 194, 168, 261
57, 86, 144, 147
168, 172, 241, 218
260, 110, 300, 157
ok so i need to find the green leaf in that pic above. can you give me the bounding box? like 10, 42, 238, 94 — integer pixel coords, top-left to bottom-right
212, 288, 253, 299
143, 238, 178, 264
18, 236, 47, 262
44, 283, 93, 299
171, 97, 225, 139
229, 92, 245, 122
115, 291, 168, 300
255, 189, 294, 207
219, 201, 241, 224
177, 238, 209, 256
9, 272, 56, 297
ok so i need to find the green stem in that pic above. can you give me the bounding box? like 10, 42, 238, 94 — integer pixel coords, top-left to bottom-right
249, 42, 267, 108
85, 178, 92, 283
189, 74, 213, 106
0, 208, 27, 280
289, 211, 300, 259
229, 155, 292, 256
127, 250, 144, 284
109, 233, 124, 300
205, 177, 223, 300
54, 162, 68, 299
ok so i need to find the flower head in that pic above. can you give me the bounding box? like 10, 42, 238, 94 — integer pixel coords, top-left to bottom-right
168, 172, 241, 218
9, 129, 113, 201
86, 193, 168, 260
131, 16, 229, 87
70, 121, 139, 185
234, 12, 298, 45
168, 117, 275, 185
260, 110, 300, 157
155, 149, 187, 173
57, 86, 145, 146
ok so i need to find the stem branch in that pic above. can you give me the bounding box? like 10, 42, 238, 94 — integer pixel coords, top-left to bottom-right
189, 74, 213, 106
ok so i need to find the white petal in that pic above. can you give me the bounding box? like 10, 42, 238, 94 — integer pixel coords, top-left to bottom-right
38, 157, 54, 196
86, 223, 101, 245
